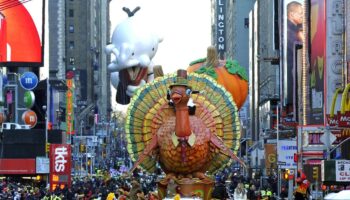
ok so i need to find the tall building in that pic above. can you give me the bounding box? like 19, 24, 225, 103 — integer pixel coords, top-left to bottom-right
212, 0, 256, 172
226, 0, 255, 145
48, 0, 111, 137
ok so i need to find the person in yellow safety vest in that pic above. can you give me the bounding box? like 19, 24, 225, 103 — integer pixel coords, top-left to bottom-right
266, 190, 273, 197
106, 191, 116, 200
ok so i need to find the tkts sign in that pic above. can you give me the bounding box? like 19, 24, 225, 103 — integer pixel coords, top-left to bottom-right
49, 144, 71, 191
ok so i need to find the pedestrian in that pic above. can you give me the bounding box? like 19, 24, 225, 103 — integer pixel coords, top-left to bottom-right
211, 178, 229, 200
234, 182, 247, 200
247, 184, 257, 200
173, 186, 182, 200
128, 180, 142, 200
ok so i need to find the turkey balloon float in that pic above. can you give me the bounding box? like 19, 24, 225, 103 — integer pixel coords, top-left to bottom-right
126, 69, 246, 199
105, 7, 163, 105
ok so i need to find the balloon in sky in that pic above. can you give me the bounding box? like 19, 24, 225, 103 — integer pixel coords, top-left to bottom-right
105, 7, 163, 105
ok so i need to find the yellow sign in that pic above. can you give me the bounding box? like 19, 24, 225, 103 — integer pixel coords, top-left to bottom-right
66, 79, 74, 134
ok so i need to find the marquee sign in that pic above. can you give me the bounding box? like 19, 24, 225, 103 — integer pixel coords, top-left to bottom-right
66, 79, 74, 134
49, 144, 71, 191
216, 0, 226, 57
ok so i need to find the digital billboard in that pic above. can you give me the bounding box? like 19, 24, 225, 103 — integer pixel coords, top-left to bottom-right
0, 0, 44, 67
283, 0, 304, 109
309, 0, 325, 124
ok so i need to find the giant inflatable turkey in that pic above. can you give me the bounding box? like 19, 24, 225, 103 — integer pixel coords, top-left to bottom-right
126, 69, 245, 187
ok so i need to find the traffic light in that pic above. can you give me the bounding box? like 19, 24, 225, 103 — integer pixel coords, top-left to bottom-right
87, 158, 91, 166
312, 166, 318, 180
79, 144, 86, 153
47, 121, 52, 130
45, 143, 50, 153
283, 169, 290, 180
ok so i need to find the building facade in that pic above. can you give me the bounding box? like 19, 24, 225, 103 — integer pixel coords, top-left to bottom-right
48, 0, 111, 137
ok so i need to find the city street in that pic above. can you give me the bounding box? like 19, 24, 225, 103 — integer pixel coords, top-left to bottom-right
0, 0, 350, 200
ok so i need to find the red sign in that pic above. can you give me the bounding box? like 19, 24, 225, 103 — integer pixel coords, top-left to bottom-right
49, 144, 71, 191
338, 111, 350, 127
0, 159, 35, 174
0, 13, 6, 62
326, 113, 339, 127
0, 0, 44, 66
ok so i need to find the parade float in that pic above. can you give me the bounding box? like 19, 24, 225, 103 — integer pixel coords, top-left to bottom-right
125, 69, 246, 199
105, 7, 162, 105
187, 46, 248, 110
106, 6, 248, 199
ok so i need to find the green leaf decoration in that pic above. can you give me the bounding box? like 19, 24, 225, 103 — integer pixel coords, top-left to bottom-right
225, 59, 248, 81
189, 58, 207, 66
195, 66, 218, 79
189, 58, 248, 81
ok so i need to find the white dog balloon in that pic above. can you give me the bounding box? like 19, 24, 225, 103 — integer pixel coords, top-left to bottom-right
106, 7, 163, 104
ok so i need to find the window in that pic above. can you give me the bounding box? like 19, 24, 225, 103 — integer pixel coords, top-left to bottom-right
69, 41, 74, 49
69, 9, 74, 17
244, 18, 249, 28
69, 25, 74, 33
69, 57, 75, 65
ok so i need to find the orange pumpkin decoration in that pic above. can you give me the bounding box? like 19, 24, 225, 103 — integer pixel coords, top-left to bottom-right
187, 46, 248, 109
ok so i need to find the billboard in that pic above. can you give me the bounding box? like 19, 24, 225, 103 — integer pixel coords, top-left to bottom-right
325, 0, 345, 126
278, 140, 297, 169
308, 0, 326, 124
264, 143, 277, 170
50, 144, 72, 191
283, 0, 304, 108
0, 0, 44, 67
0, 159, 36, 174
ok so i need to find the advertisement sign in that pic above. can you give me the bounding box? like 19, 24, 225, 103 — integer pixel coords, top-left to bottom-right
283, 0, 304, 108
326, 0, 344, 126
49, 144, 71, 191
22, 109, 37, 128
19, 72, 38, 90
0, 0, 44, 67
66, 79, 74, 134
0, 159, 35, 174
24, 91, 35, 109
265, 144, 277, 170
346, 1, 350, 62
36, 157, 49, 174
278, 140, 297, 169
0, 12, 6, 62
336, 160, 350, 182
308, 0, 326, 124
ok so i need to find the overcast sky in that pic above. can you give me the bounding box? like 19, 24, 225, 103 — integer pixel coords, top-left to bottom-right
109, 0, 212, 74
109, 0, 212, 111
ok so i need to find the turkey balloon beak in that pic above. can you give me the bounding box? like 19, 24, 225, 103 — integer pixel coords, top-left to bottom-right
171, 93, 182, 104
